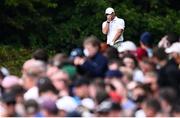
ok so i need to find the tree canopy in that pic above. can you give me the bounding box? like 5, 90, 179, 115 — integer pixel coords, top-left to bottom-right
0, 0, 179, 52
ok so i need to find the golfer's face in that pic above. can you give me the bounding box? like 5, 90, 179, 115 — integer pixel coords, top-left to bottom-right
106, 14, 112, 19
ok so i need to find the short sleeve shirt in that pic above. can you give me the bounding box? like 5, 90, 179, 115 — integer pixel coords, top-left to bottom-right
102, 17, 125, 46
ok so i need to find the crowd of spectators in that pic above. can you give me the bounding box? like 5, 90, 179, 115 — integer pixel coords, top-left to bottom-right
0, 32, 180, 117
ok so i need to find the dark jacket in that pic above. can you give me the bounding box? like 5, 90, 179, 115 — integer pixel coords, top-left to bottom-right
81, 52, 108, 78
158, 59, 180, 96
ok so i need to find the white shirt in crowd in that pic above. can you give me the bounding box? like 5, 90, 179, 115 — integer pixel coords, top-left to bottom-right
102, 16, 125, 46
24, 86, 39, 101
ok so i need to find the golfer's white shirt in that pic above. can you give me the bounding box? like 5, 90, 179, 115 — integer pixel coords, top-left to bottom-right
102, 16, 125, 46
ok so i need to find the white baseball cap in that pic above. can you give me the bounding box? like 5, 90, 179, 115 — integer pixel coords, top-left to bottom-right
105, 7, 114, 14
81, 98, 95, 110
165, 42, 180, 54
56, 96, 78, 112
118, 41, 137, 53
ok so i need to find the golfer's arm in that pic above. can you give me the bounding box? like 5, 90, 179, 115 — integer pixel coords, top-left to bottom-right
113, 29, 123, 42
102, 22, 109, 34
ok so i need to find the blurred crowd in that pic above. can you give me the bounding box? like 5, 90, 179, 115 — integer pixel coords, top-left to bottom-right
0, 32, 180, 117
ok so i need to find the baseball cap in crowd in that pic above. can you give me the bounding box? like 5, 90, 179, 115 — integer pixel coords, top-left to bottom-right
140, 32, 152, 46
81, 98, 95, 110
118, 41, 137, 53
165, 42, 180, 54
105, 70, 123, 78
96, 100, 112, 113
41, 99, 58, 114
56, 96, 78, 112
1, 67, 9, 77
2, 75, 19, 89
105, 7, 114, 14
62, 65, 77, 80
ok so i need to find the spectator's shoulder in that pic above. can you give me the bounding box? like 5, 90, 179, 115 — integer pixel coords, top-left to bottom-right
96, 53, 107, 61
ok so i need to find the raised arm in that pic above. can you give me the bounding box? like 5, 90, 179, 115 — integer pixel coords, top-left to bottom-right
102, 21, 110, 34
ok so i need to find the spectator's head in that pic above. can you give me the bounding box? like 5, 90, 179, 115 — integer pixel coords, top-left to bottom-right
56, 96, 78, 117
105, 70, 123, 86
166, 32, 179, 45
165, 42, 180, 64
96, 100, 121, 117
131, 84, 146, 103
22, 59, 46, 89
89, 78, 105, 99
61, 64, 77, 81
109, 102, 122, 117
50, 70, 70, 92
10, 84, 25, 103
136, 48, 148, 61
140, 32, 152, 48
46, 66, 59, 78
96, 100, 112, 117
142, 98, 161, 117
32, 49, 48, 63
2, 75, 20, 92
83, 35, 101, 57
24, 99, 39, 117
79, 98, 95, 116
108, 59, 122, 70
1, 92, 16, 117
144, 71, 158, 92
104, 47, 119, 60
51, 53, 68, 67
95, 90, 109, 105
159, 87, 177, 113
38, 77, 58, 101
109, 78, 127, 99
73, 78, 89, 98
120, 67, 133, 85
41, 99, 58, 117
123, 54, 138, 69
105, 7, 116, 19
100, 42, 109, 54
153, 47, 168, 66
118, 41, 137, 57
22, 59, 46, 77
139, 58, 155, 74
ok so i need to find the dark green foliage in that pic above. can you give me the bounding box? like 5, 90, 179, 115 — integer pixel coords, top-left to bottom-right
0, 0, 179, 52
0, 45, 34, 76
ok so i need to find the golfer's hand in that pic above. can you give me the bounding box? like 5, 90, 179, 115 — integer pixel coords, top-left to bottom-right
107, 15, 112, 22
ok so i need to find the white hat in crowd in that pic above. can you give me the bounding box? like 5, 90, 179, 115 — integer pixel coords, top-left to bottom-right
81, 98, 95, 110
2, 75, 19, 89
105, 7, 114, 14
165, 42, 180, 54
118, 41, 137, 53
56, 96, 78, 112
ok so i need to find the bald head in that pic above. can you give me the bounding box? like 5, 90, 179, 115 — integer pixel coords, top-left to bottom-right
22, 59, 46, 78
